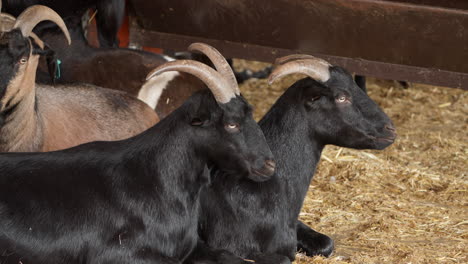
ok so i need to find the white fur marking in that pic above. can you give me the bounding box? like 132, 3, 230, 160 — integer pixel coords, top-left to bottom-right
162, 55, 176, 62
138, 71, 179, 109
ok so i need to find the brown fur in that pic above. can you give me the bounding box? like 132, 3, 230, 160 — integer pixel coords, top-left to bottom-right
37, 84, 158, 151
0, 41, 43, 152
34, 25, 205, 118
156, 73, 206, 119
0, 40, 159, 152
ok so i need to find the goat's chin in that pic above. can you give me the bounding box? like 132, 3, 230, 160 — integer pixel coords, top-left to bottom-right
373, 137, 395, 150
348, 133, 396, 150
247, 169, 273, 182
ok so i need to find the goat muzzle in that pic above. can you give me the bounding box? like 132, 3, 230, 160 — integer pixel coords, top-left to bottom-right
263, 159, 276, 176
384, 123, 397, 139
250, 159, 276, 182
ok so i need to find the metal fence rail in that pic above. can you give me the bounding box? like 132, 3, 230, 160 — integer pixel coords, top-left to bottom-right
129, 0, 468, 89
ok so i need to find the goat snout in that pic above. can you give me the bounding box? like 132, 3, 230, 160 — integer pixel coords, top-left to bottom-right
249, 159, 276, 182
264, 159, 276, 175
385, 123, 397, 138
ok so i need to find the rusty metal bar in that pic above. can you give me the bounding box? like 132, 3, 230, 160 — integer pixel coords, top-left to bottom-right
130, 25, 468, 89
129, 0, 468, 89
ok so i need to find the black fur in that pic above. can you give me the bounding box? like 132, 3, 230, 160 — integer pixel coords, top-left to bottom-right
2, 0, 125, 47
354, 75, 367, 92
0, 30, 30, 99
188, 66, 396, 263
0, 90, 274, 264
296, 221, 334, 257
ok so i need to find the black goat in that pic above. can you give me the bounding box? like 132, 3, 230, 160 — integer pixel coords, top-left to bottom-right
188, 55, 396, 264
2, 0, 124, 47
0, 43, 275, 264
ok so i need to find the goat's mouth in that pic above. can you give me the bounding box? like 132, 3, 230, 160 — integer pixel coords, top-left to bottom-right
365, 134, 396, 149
376, 136, 396, 143
367, 134, 396, 143
249, 162, 275, 182
251, 168, 272, 180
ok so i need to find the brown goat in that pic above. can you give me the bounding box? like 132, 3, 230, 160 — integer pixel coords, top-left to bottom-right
32, 16, 205, 119
0, 5, 158, 152
33, 17, 270, 120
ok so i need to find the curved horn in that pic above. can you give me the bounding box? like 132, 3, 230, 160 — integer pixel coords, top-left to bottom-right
13, 5, 71, 45
29, 32, 44, 49
268, 58, 331, 84
146, 60, 235, 104
275, 54, 331, 67
1, 13, 44, 48
188, 43, 239, 95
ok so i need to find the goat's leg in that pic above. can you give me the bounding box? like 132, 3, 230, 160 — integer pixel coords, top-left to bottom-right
93, 256, 180, 264
296, 220, 334, 257
96, 0, 125, 47
90, 248, 181, 264
247, 252, 292, 264
184, 240, 248, 264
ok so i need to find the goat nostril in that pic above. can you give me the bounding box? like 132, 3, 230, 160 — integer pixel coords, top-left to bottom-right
385, 124, 396, 132
265, 160, 276, 171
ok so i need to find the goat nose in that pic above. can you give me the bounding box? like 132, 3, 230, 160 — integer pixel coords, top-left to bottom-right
385, 123, 397, 137
264, 159, 276, 175
385, 124, 396, 132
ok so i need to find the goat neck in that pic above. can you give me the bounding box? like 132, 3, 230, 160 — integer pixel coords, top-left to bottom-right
259, 87, 323, 205
124, 106, 209, 191
108, 99, 213, 260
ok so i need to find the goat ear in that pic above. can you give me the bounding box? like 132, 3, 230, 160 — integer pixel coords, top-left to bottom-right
304, 95, 321, 109
32, 43, 59, 84
303, 83, 323, 103
46, 54, 58, 84
190, 95, 212, 127
354, 75, 367, 94
191, 117, 210, 127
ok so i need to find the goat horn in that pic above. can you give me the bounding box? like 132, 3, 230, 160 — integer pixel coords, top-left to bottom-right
146, 60, 235, 104
275, 54, 331, 68
29, 32, 44, 49
188, 43, 240, 95
14, 5, 71, 45
1, 13, 44, 48
268, 58, 331, 84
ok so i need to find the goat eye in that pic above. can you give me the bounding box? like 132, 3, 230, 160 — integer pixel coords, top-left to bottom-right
19, 58, 27, 64
336, 96, 347, 103
225, 123, 240, 133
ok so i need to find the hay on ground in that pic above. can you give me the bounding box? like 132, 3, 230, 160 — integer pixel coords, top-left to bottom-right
234, 59, 467, 264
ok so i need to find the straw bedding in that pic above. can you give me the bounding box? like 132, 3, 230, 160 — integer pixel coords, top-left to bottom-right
234, 59, 467, 264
